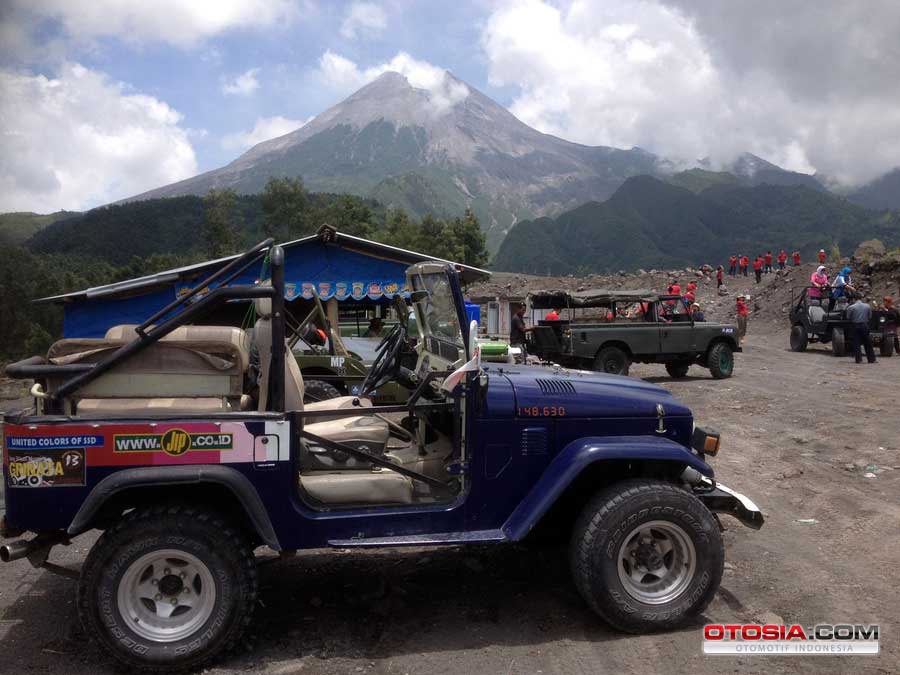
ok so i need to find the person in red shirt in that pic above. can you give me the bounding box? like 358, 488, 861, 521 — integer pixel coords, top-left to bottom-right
740, 255, 750, 276
792, 251, 801, 266
777, 249, 788, 270
736, 295, 749, 344
764, 251, 773, 274
729, 255, 738, 277
544, 308, 560, 321
687, 281, 697, 294
752, 256, 764, 283
817, 248, 827, 264
716, 265, 724, 288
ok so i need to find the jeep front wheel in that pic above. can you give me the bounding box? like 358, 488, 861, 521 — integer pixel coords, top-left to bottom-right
789, 325, 808, 352
77, 503, 257, 672
570, 479, 723, 633
595, 346, 630, 376
707, 342, 734, 379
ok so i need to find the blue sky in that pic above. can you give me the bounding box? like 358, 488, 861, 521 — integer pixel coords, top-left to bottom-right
2, 1, 899, 213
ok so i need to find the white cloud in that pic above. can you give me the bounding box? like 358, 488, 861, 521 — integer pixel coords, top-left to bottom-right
0, 63, 197, 212
340, 1, 388, 40
11, 0, 298, 48
316, 50, 468, 114
482, 0, 900, 185
221, 68, 260, 96
222, 115, 311, 151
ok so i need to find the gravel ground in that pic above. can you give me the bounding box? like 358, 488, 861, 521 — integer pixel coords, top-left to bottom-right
1, 325, 898, 674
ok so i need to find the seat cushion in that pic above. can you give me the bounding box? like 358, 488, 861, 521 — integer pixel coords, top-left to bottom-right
304, 415, 389, 447
299, 471, 413, 504
104, 324, 251, 373
77, 397, 231, 417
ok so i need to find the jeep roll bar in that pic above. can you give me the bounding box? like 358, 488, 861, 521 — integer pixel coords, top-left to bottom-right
6, 239, 289, 414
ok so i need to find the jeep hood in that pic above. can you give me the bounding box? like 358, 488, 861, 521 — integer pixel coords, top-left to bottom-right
483, 365, 691, 419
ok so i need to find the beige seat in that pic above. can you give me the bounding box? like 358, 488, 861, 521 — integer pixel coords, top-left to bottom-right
77, 397, 232, 417
46, 324, 250, 412
299, 471, 413, 505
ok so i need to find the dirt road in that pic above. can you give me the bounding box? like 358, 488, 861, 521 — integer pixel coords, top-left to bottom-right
1, 328, 898, 674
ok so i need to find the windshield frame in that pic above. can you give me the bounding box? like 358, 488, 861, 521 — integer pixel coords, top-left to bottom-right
406, 262, 470, 362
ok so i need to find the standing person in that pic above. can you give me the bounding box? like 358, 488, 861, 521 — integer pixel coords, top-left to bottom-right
778, 249, 788, 270
740, 255, 750, 277
716, 265, 724, 288
792, 251, 801, 266
818, 248, 827, 265
830, 266, 855, 311
764, 251, 773, 274
686, 280, 697, 295
846, 296, 877, 364
753, 256, 763, 283
735, 295, 749, 345
809, 265, 828, 302
729, 255, 738, 277
363, 317, 383, 337
510, 304, 533, 362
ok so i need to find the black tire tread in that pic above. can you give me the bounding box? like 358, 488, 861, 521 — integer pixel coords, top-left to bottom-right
707, 342, 733, 379
570, 479, 722, 633
595, 346, 630, 376
303, 378, 342, 403
77, 502, 258, 673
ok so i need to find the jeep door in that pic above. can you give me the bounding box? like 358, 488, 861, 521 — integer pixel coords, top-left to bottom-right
657, 301, 696, 353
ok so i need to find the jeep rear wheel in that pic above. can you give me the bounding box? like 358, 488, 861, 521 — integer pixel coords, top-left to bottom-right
665, 361, 691, 379
595, 346, 630, 376
303, 379, 342, 403
789, 325, 808, 352
570, 479, 723, 633
77, 504, 257, 672
707, 342, 734, 379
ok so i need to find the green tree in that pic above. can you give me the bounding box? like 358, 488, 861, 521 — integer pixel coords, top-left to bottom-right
260, 177, 307, 240
830, 242, 842, 263
381, 208, 420, 250
312, 194, 377, 239
445, 208, 488, 267
202, 189, 239, 257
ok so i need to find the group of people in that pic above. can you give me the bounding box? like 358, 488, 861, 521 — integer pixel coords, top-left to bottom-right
809, 264, 855, 311
727, 250, 803, 284
665, 280, 705, 320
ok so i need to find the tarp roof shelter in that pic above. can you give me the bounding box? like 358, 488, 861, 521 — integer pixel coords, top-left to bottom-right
528, 289, 658, 309
38, 225, 491, 338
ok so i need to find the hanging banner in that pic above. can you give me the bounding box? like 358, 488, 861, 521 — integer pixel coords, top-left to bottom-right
334, 281, 350, 301
284, 283, 299, 300
351, 282, 367, 300
317, 281, 334, 300
367, 282, 383, 300
382, 281, 400, 298
301, 283, 316, 300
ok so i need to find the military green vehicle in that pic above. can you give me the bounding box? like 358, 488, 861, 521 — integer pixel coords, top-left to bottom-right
526, 289, 741, 379
286, 297, 411, 404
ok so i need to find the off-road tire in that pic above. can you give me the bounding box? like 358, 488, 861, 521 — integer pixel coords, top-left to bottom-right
570, 479, 723, 633
831, 327, 846, 357
595, 346, 630, 376
707, 342, 734, 379
303, 379, 342, 403
789, 325, 808, 352
77, 503, 257, 672
665, 361, 691, 379
881, 338, 894, 357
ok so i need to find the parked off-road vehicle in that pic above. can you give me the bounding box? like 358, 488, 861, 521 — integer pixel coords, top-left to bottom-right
527, 289, 741, 379
870, 307, 897, 357
2, 241, 762, 671
788, 286, 856, 356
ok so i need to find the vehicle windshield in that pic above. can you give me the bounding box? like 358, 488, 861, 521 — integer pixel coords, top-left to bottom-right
410, 271, 463, 359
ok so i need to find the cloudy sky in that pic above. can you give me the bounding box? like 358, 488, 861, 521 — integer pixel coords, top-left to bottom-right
2, 0, 899, 213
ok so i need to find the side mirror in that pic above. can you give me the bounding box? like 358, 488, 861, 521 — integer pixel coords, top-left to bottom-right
409, 290, 430, 303
468, 319, 480, 366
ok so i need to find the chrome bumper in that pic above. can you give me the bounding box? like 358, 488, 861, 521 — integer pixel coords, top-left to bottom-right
695, 480, 764, 530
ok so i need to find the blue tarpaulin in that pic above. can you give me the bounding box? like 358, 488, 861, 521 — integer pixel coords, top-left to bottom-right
63, 241, 413, 338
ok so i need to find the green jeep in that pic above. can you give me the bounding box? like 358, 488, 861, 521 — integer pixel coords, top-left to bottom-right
526, 289, 740, 379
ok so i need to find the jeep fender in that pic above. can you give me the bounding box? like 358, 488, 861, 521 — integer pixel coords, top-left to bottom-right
67, 465, 280, 550
501, 435, 712, 541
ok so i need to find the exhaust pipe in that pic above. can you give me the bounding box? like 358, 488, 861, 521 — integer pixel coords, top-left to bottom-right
1, 532, 68, 563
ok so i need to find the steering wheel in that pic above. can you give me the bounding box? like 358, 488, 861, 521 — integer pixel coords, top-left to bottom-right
361, 324, 406, 395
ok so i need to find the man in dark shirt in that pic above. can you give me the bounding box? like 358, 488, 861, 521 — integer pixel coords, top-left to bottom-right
846, 297, 876, 364
510, 304, 532, 361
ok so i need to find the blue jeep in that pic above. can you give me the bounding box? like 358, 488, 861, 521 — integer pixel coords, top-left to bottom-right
1, 240, 763, 671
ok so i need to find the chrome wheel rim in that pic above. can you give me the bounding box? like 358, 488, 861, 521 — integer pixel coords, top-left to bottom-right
617, 520, 696, 605
117, 549, 216, 643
